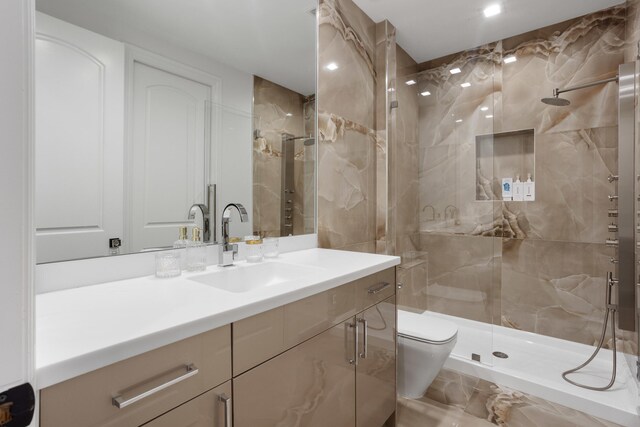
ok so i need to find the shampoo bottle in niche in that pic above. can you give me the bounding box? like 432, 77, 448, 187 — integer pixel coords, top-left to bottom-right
513, 175, 524, 201
186, 227, 207, 272
501, 178, 513, 201
524, 173, 535, 201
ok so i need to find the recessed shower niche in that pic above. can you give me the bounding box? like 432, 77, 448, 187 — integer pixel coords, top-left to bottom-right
475, 129, 535, 201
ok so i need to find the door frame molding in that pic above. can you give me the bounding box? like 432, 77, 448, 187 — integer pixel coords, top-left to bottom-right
123, 46, 222, 251
0, 0, 36, 409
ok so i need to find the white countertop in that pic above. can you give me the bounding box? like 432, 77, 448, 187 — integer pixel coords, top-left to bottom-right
36, 248, 399, 389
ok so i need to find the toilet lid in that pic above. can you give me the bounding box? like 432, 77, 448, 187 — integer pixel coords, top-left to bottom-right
398, 310, 458, 343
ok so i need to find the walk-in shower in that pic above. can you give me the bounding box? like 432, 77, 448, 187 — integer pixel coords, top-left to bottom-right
540, 64, 637, 392
387, 5, 640, 424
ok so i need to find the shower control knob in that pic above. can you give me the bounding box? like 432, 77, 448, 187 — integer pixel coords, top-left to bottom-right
609, 258, 618, 264
608, 174, 619, 183
608, 224, 619, 233
608, 195, 618, 201
608, 209, 618, 217
605, 239, 619, 247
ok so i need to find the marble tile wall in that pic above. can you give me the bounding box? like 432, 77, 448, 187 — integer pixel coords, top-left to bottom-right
252, 76, 314, 237
397, 368, 621, 427
410, 5, 638, 355
318, 0, 379, 252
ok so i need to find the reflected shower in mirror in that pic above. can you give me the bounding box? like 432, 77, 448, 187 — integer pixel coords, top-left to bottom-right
34, 0, 317, 263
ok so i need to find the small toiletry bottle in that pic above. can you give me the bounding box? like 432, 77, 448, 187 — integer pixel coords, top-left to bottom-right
186, 227, 207, 272
173, 226, 189, 268
513, 175, 524, 201
245, 235, 263, 263
501, 178, 513, 201
524, 173, 535, 201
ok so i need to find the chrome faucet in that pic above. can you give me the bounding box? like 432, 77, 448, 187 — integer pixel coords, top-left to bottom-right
219, 203, 249, 267
188, 204, 210, 242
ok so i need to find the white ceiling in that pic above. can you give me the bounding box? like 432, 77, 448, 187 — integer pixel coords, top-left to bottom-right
353, 0, 624, 63
36, 0, 317, 95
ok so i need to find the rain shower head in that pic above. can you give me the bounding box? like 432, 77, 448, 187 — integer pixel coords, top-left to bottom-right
541, 95, 571, 106
541, 74, 619, 107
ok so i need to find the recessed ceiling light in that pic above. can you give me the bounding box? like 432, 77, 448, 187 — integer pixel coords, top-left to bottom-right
461, 82, 471, 88
503, 55, 517, 64
406, 80, 417, 86
480, 106, 489, 111
286, 113, 293, 117
486, 114, 494, 118
420, 91, 431, 97
450, 68, 462, 75
455, 119, 463, 123
483, 4, 502, 17
325, 62, 339, 71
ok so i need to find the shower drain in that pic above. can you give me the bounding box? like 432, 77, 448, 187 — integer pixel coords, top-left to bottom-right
493, 351, 509, 359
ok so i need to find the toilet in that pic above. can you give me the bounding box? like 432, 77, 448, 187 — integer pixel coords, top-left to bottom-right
397, 310, 458, 398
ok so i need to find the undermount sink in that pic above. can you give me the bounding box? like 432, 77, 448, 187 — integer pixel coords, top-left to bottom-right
188, 261, 323, 293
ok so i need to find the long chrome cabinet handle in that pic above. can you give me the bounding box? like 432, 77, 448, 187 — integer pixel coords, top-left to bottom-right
218, 393, 232, 427
358, 318, 368, 359
368, 282, 391, 295
112, 364, 199, 409
346, 321, 359, 365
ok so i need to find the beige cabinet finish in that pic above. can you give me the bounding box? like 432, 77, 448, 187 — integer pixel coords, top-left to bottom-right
233, 268, 395, 375
233, 320, 357, 427
141, 381, 232, 427
356, 296, 396, 427
233, 269, 397, 427
40, 325, 231, 427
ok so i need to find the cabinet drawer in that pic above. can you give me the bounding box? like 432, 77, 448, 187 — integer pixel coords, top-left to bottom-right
355, 268, 396, 312
40, 325, 231, 427
141, 381, 232, 427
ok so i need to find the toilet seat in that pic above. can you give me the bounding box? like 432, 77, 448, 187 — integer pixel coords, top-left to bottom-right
398, 310, 458, 345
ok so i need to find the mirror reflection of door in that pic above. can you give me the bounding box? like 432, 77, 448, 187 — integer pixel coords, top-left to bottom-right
35, 13, 124, 263
128, 58, 213, 252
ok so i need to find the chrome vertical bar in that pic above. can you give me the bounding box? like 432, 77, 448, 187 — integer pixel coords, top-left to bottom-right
617, 62, 636, 332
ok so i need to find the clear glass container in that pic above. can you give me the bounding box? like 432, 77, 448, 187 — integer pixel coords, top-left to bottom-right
245, 235, 263, 263
173, 226, 189, 268
155, 251, 181, 278
186, 227, 207, 272
263, 237, 279, 258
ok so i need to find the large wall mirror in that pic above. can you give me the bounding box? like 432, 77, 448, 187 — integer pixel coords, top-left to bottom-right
35, 0, 317, 263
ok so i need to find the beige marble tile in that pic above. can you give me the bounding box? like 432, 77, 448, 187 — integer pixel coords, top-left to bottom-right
253, 76, 313, 237
501, 239, 637, 354
318, 0, 376, 128
399, 368, 623, 427
419, 234, 501, 324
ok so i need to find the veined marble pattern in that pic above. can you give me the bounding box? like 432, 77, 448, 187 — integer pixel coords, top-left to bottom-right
318, 0, 379, 252
253, 76, 313, 237
419, 234, 502, 324
398, 369, 621, 427
502, 239, 637, 353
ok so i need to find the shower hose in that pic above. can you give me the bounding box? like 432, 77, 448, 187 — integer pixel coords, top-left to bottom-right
561, 272, 617, 391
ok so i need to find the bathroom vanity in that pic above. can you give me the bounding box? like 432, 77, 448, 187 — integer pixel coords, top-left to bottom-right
37, 249, 399, 427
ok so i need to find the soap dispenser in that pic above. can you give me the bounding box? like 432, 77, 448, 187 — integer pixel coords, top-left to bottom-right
186, 227, 207, 272
173, 226, 189, 268
513, 175, 524, 201
524, 173, 535, 201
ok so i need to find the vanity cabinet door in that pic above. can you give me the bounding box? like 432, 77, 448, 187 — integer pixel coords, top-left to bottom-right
356, 297, 396, 427
140, 381, 232, 427
233, 320, 356, 427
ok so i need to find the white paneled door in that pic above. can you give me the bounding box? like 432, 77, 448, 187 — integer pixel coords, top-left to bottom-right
129, 60, 212, 252
35, 13, 125, 263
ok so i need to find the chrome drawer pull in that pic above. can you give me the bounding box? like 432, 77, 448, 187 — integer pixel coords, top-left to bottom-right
219, 393, 232, 427
112, 364, 199, 409
368, 282, 391, 295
